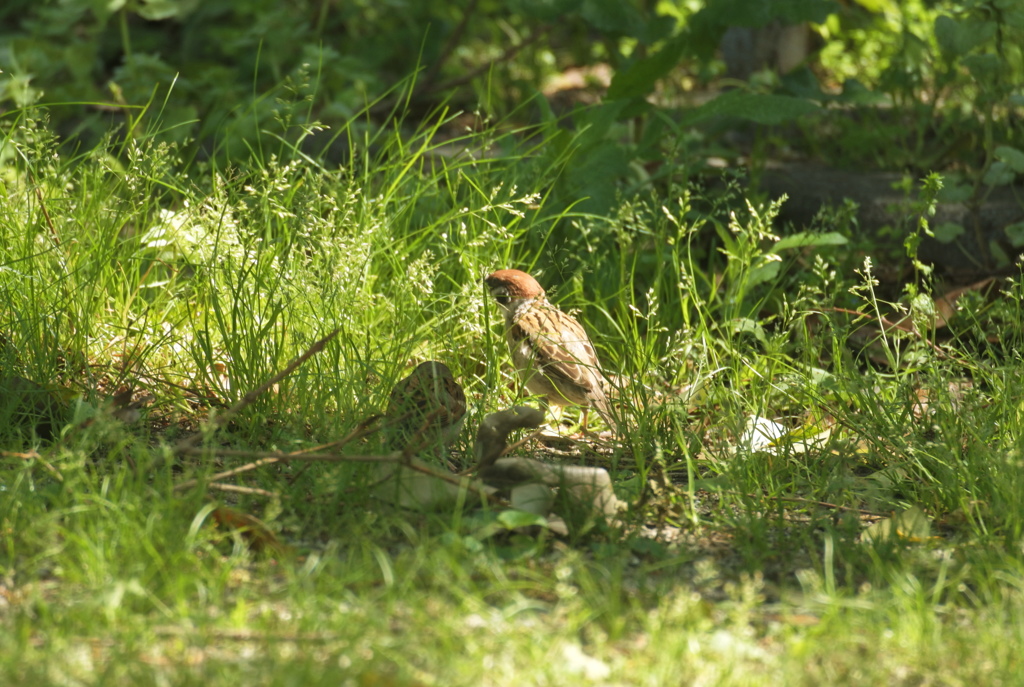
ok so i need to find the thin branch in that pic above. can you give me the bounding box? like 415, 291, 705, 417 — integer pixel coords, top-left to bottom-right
175, 444, 500, 505
370, 23, 549, 116
432, 25, 549, 94
206, 483, 277, 497
174, 456, 284, 492
299, 414, 384, 455
286, 414, 384, 485
172, 327, 340, 455
420, 0, 481, 91
398, 404, 451, 462
180, 446, 403, 463
134, 369, 222, 404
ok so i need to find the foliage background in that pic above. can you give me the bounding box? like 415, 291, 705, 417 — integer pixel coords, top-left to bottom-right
2, 1, 1024, 685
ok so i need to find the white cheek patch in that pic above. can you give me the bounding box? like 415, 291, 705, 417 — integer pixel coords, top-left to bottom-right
516, 339, 534, 362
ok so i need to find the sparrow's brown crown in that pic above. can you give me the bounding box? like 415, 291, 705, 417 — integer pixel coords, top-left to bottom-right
484, 269, 546, 300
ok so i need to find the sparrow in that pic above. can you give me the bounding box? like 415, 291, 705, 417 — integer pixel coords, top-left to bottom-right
484, 269, 614, 432
385, 361, 467, 453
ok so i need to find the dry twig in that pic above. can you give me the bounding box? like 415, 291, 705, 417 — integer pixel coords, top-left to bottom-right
172, 327, 340, 455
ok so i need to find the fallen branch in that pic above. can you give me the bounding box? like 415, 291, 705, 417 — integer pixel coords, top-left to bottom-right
419, 0, 481, 92
172, 327, 340, 455
285, 414, 384, 486
206, 483, 277, 497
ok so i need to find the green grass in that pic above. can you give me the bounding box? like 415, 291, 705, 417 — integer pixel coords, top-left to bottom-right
2, 101, 1024, 685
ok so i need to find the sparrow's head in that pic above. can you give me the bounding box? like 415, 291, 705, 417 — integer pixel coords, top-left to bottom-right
485, 269, 545, 314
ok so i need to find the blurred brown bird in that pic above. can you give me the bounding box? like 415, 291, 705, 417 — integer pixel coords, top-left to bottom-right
385, 361, 467, 453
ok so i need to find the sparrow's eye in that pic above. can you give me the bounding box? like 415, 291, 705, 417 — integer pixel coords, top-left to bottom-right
495, 295, 510, 305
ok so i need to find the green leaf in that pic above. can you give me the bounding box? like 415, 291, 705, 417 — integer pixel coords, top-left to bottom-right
581, 0, 645, 35
773, 231, 848, 251
1004, 221, 1024, 248
807, 367, 837, 389
729, 317, 767, 344
681, 91, 819, 126
497, 509, 550, 530
692, 0, 834, 29
776, 0, 836, 24
138, 0, 198, 20
607, 35, 688, 100
989, 240, 1012, 266
835, 78, 889, 106
935, 16, 997, 56
963, 54, 1001, 81
641, 14, 678, 45
933, 15, 958, 55
748, 261, 781, 286
1004, 9, 1024, 30
562, 140, 629, 215
572, 99, 629, 148
983, 161, 1015, 186
508, 0, 583, 21
995, 146, 1024, 173
936, 182, 973, 203
933, 222, 965, 244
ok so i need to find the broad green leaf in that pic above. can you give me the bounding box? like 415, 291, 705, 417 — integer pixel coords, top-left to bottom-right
138, 0, 198, 20
641, 14, 678, 45
835, 78, 889, 106
681, 91, 819, 127
1005, 221, 1024, 248
498, 509, 550, 530
607, 34, 688, 100
963, 54, 1001, 81
508, 0, 583, 21
937, 182, 973, 203
729, 317, 767, 344
933, 15, 958, 55
983, 161, 1015, 186
572, 99, 629, 148
995, 146, 1024, 173
989, 240, 1012, 266
564, 141, 629, 215
773, 231, 848, 251
853, 0, 894, 11
775, 0, 836, 23
581, 0, 645, 35
933, 222, 965, 244
1005, 9, 1024, 29
806, 366, 837, 389
935, 16, 997, 56
748, 260, 781, 286
692, 0, 834, 28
